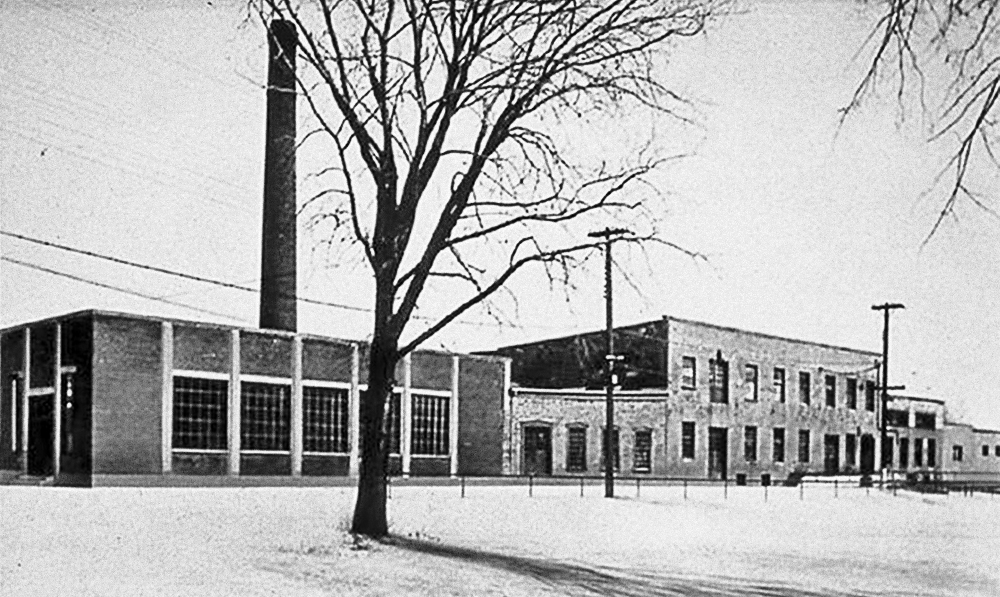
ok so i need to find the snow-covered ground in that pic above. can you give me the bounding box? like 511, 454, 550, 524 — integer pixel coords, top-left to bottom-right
1, 481, 997, 596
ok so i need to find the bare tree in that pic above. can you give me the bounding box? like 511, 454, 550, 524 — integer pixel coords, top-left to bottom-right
848, 0, 1000, 241
254, 0, 718, 537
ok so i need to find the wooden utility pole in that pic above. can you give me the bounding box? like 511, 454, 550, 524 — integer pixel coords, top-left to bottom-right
872, 302, 904, 473
589, 228, 629, 498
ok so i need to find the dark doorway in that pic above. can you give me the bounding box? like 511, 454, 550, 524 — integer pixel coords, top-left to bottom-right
708, 427, 728, 480
523, 426, 552, 476
28, 395, 55, 476
823, 434, 840, 474
860, 434, 875, 473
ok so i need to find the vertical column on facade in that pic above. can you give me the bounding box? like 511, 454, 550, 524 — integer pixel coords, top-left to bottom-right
401, 353, 412, 478
52, 323, 63, 477
160, 322, 174, 474
348, 343, 360, 476
52, 323, 62, 478
290, 336, 303, 477
449, 356, 460, 477
21, 327, 30, 475
228, 329, 241, 476
502, 359, 513, 475
907, 406, 916, 429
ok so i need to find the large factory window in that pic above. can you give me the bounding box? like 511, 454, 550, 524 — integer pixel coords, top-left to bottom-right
744, 426, 758, 462
744, 365, 759, 401
845, 433, 857, 468
799, 372, 811, 405
825, 375, 836, 408
681, 356, 696, 390
709, 354, 728, 403
303, 386, 349, 453
173, 376, 228, 450
566, 426, 587, 472
798, 429, 811, 463
864, 381, 876, 411
846, 378, 858, 409
241, 382, 290, 451
411, 393, 449, 456
773, 368, 786, 403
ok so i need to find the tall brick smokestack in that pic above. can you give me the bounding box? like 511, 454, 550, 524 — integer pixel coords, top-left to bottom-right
259, 20, 297, 332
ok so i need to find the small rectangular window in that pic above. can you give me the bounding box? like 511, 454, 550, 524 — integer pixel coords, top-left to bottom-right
928, 438, 937, 467
241, 382, 291, 451
744, 364, 759, 401
709, 356, 729, 403
173, 376, 228, 450
886, 409, 909, 428
681, 422, 696, 459
798, 429, 810, 463
952, 445, 963, 462
799, 372, 811, 405
744, 426, 758, 462
914, 438, 923, 467
773, 368, 786, 403
983, 444, 990, 457
845, 433, 857, 467
773, 427, 785, 463
303, 386, 349, 453
566, 427, 587, 472
681, 356, 696, 390
411, 393, 450, 456
864, 380, 876, 411
995, 445, 1000, 457
846, 378, 858, 409
914, 412, 936, 430
634, 429, 652, 473
601, 428, 620, 472
825, 375, 836, 408
899, 437, 909, 469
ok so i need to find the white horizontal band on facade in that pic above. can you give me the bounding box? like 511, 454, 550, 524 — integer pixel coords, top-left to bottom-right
239, 374, 293, 385
240, 450, 292, 455
172, 448, 228, 454
302, 379, 351, 390
355, 384, 449, 398
410, 454, 450, 459
173, 369, 229, 381
27, 387, 55, 397
302, 451, 350, 457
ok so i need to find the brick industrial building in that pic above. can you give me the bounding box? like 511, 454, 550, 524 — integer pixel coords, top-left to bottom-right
0, 310, 508, 486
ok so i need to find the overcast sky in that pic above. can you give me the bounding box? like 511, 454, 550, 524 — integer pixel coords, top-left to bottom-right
1, 0, 998, 428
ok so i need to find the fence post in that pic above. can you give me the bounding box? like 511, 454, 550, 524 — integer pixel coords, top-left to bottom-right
764, 483, 768, 502
580, 477, 584, 498
684, 479, 688, 500
636, 478, 641, 498
834, 479, 838, 498
724, 478, 728, 500
800, 481, 804, 501
461, 476, 465, 498
529, 474, 534, 497
387, 476, 392, 500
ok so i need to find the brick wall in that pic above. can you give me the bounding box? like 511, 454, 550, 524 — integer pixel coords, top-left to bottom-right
302, 339, 353, 382
174, 325, 230, 373
458, 357, 506, 475
241, 332, 292, 376
91, 314, 163, 474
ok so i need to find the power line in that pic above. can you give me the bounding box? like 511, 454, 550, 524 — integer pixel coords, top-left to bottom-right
2, 256, 244, 322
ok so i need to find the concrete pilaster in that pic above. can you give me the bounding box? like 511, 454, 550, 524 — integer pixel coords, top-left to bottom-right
21, 327, 29, 475
349, 343, 360, 476
401, 353, 412, 477
52, 324, 62, 478
290, 336, 303, 476
161, 322, 174, 474
449, 356, 460, 477
228, 329, 241, 476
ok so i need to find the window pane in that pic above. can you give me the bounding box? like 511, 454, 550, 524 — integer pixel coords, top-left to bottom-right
303, 386, 349, 453
798, 429, 810, 463
566, 427, 587, 472
744, 426, 757, 462
825, 375, 836, 408
773, 368, 785, 403
634, 430, 652, 472
173, 376, 228, 450
799, 372, 811, 405
681, 357, 696, 390
744, 365, 758, 402
773, 428, 785, 463
682, 422, 695, 459
411, 393, 449, 456
241, 382, 290, 451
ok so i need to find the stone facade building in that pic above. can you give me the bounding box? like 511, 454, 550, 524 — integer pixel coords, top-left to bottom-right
495, 316, 884, 482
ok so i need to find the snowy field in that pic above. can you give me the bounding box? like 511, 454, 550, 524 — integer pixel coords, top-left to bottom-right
1, 481, 997, 596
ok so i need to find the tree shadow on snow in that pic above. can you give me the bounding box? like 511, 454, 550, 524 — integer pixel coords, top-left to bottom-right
386, 535, 875, 597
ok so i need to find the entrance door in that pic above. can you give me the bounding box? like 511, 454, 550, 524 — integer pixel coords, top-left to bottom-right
860, 434, 875, 473
28, 395, 55, 476
708, 427, 728, 480
824, 434, 840, 474
523, 426, 552, 475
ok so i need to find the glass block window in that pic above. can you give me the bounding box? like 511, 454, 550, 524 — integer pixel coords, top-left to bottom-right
799, 372, 811, 405
825, 375, 836, 408
773, 368, 786, 403
928, 439, 937, 467
681, 422, 696, 459
709, 355, 728, 403
601, 428, 620, 472
773, 427, 785, 463
798, 429, 811, 463
846, 378, 858, 409
173, 376, 228, 450
744, 426, 758, 462
744, 364, 759, 401
411, 393, 449, 456
241, 382, 290, 451
845, 433, 857, 467
566, 426, 587, 472
303, 386, 349, 453
681, 356, 696, 389
634, 429, 652, 472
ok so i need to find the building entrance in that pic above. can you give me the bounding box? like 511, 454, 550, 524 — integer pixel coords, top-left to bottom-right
708, 427, 728, 480
28, 394, 55, 476
523, 425, 552, 475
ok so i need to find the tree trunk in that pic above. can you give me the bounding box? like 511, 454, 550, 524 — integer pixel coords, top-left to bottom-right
350, 296, 397, 537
